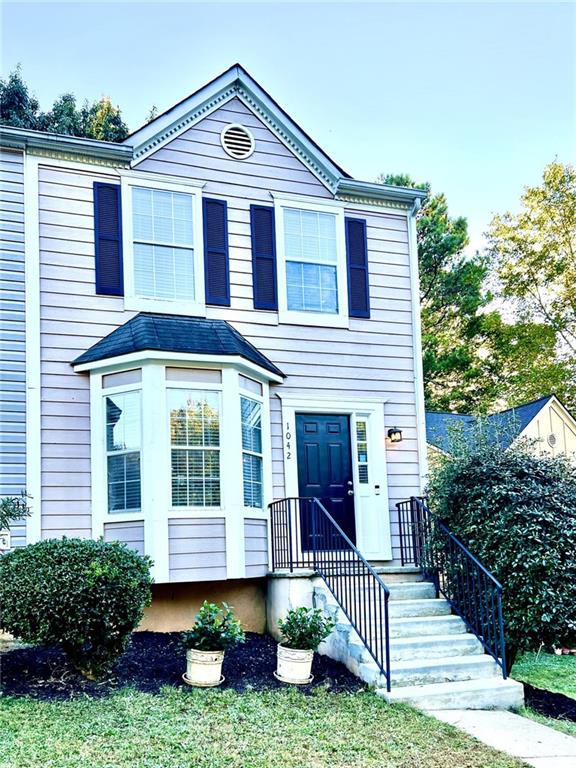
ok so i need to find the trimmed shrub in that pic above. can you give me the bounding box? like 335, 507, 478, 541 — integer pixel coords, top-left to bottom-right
278, 607, 335, 651
181, 601, 245, 652
0, 537, 153, 679
428, 438, 576, 668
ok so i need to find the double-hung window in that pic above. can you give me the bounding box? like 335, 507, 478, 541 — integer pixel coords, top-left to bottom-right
105, 390, 141, 513
275, 197, 348, 327
169, 389, 221, 507
241, 396, 263, 508
122, 176, 205, 315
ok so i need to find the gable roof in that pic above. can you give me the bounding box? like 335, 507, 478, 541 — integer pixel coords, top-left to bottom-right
426, 395, 557, 453
72, 312, 284, 379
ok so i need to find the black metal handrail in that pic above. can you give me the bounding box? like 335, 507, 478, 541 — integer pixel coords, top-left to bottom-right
270, 497, 391, 691
396, 496, 507, 677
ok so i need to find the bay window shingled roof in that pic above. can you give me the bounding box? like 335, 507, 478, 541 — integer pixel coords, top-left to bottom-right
72, 312, 284, 378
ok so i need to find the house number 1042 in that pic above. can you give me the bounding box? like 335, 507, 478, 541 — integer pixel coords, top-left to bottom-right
285, 422, 292, 460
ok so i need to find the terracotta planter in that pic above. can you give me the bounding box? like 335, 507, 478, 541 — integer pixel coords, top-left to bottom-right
183, 648, 225, 687
275, 644, 314, 684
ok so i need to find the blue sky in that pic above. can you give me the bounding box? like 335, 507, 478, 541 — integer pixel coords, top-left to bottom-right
2, 1, 574, 252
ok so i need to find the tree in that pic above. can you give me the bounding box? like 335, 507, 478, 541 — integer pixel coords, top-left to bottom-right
0, 492, 31, 532
488, 163, 576, 357
378, 173, 495, 412
0, 65, 40, 129
428, 437, 576, 670
0, 66, 129, 142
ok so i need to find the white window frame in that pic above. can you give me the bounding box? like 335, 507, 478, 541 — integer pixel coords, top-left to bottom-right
273, 194, 349, 328
104, 387, 143, 515
240, 393, 265, 511
121, 174, 206, 316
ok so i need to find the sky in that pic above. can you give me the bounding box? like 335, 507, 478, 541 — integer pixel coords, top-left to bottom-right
2, 1, 575, 253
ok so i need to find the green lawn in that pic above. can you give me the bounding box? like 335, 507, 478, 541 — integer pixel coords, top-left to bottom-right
0, 687, 527, 768
512, 652, 576, 699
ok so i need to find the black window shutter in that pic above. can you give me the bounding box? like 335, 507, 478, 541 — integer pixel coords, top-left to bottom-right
346, 217, 370, 318
250, 205, 278, 310
94, 182, 124, 296
203, 198, 230, 306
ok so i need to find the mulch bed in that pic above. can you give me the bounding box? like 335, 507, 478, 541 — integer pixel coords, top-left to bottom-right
0, 631, 365, 701
523, 682, 576, 722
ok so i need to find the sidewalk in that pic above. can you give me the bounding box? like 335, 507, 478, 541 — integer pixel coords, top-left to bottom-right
431, 709, 576, 768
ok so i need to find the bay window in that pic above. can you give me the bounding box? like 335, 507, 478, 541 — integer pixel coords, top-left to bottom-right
105, 390, 141, 513
241, 396, 263, 508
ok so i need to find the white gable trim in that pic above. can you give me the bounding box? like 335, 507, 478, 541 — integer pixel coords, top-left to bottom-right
517, 395, 576, 443
127, 66, 345, 191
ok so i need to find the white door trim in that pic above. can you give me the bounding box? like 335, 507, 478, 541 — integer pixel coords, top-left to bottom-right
277, 394, 392, 560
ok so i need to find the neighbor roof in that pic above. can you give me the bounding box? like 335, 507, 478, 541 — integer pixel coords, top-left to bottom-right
426, 395, 556, 453
72, 313, 284, 378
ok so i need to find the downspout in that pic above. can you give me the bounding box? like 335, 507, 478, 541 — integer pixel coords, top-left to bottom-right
407, 197, 428, 493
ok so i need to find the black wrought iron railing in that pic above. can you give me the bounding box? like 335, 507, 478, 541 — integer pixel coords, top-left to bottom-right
396, 496, 507, 677
270, 497, 391, 691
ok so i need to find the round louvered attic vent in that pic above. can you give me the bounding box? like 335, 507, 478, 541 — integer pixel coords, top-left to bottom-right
547, 433, 557, 448
220, 123, 255, 159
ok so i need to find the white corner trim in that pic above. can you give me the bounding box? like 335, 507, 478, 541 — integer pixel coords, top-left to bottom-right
24, 155, 41, 543
407, 203, 428, 492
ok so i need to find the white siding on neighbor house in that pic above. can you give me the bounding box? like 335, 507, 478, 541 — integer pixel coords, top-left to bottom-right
0, 148, 26, 547
244, 518, 268, 577
521, 400, 576, 459
104, 519, 145, 556
36, 94, 422, 567
168, 518, 227, 582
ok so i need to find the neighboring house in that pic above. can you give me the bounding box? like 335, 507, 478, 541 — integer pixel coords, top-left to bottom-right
426, 395, 576, 462
0, 65, 427, 630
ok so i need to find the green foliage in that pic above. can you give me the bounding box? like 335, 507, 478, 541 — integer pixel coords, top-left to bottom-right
428, 438, 576, 666
0, 491, 31, 531
0, 66, 129, 142
488, 161, 576, 410
181, 601, 245, 651
278, 607, 335, 651
512, 651, 576, 699
0, 65, 40, 129
0, 538, 153, 679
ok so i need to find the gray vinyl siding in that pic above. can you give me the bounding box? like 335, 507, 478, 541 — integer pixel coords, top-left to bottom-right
104, 520, 145, 555
168, 518, 227, 582
0, 149, 26, 547
37, 95, 422, 568
244, 518, 268, 577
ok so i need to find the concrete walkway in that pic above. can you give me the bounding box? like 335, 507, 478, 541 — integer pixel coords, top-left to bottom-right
431, 709, 576, 768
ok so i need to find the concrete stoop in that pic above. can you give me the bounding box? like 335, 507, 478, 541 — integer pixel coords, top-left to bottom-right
312, 571, 524, 711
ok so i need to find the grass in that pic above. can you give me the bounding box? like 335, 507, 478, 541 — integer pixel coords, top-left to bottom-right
518, 707, 576, 738
512, 651, 576, 699
0, 687, 527, 768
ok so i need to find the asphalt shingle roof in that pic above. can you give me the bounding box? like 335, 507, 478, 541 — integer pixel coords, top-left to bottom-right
426, 395, 555, 453
72, 313, 284, 378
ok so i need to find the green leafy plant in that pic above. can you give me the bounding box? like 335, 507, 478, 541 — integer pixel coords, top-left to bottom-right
428, 434, 576, 670
181, 601, 245, 652
0, 491, 31, 531
278, 607, 335, 651
0, 538, 153, 679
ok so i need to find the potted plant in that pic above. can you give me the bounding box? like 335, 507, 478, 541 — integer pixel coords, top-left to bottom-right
275, 607, 335, 685
181, 601, 245, 687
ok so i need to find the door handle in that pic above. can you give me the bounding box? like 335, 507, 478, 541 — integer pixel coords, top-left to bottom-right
347, 489, 354, 496
347, 480, 353, 486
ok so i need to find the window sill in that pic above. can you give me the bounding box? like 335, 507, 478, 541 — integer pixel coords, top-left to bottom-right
277, 309, 350, 329
124, 296, 207, 317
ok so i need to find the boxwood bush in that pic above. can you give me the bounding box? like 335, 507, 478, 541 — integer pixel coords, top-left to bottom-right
428, 438, 576, 669
0, 538, 153, 679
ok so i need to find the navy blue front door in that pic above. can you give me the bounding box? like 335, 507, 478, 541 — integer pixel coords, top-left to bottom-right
296, 413, 356, 546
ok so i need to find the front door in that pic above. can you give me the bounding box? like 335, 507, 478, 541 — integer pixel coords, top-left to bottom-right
296, 413, 356, 546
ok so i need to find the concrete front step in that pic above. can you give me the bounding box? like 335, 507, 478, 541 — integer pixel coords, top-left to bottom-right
390, 654, 501, 687
387, 633, 484, 661
371, 566, 424, 583
387, 581, 436, 601
388, 614, 466, 638
389, 598, 451, 619
377, 677, 525, 710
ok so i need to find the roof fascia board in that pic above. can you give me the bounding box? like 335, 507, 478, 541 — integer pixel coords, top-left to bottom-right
72, 349, 284, 383
0, 126, 132, 164
337, 178, 426, 206
516, 395, 576, 441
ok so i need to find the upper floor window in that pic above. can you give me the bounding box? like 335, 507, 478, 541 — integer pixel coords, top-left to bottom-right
274, 197, 349, 328
121, 176, 205, 315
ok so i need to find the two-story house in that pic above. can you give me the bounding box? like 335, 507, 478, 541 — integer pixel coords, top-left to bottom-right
0, 64, 427, 630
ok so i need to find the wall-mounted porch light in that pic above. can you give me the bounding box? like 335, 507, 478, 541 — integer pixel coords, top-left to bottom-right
387, 427, 403, 443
